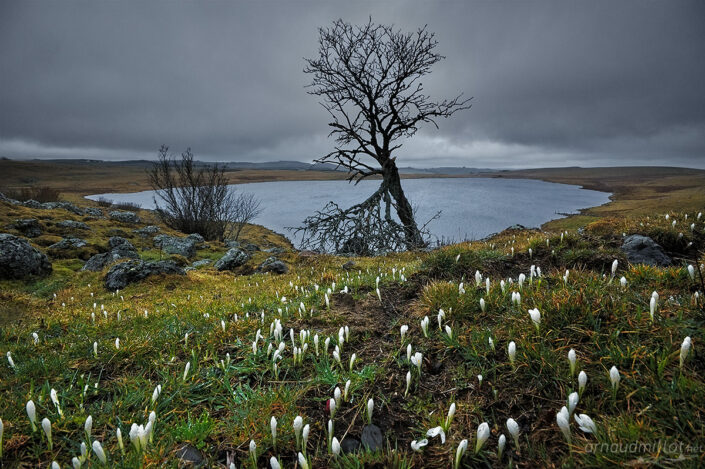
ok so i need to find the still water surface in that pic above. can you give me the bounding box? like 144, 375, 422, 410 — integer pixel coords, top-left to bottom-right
87, 178, 610, 245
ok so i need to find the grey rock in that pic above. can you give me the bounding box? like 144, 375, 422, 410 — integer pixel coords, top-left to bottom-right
0, 233, 52, 279
264, 246, 286, 254
242, 243, 260, 252
57, 220, 90, 230
621, 235, 672, 267
0, 192, 20, 204
83, 207, 104, 217
10, 219, 42, 238
42, 201, 83, 215
22, 199, 42, 209
82, 250, 139, 272
184, 266, 195, 272
134, 225, 160, 236
341, 437, 361, 454
214, 248, 250, 271
186, 233, 205, 244
109, 210, 141, 224
153, 234, 197, 258
103, 260, 185, 290
175, 444, 204, 466
257, 256, 289, 274
361, 424, 383, 452
225, 239, 241, 248
506, 224, 528, 231
108, 236, 135, 251
342, 260, 356, 271
191, 259, 212, 268
48, 237, 87, 250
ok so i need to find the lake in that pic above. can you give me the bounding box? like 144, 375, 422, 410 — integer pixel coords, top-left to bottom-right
87, 178, 610, 245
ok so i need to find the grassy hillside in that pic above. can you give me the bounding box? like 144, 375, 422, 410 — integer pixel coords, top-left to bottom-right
0, 197, 703, 467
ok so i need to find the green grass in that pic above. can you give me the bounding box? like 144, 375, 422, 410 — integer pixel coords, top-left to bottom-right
0, 203, 704, 467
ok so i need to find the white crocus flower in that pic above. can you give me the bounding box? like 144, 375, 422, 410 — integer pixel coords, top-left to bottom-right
411, 352, 423, 375
574, 414, 597, 433
270, 416, 277, 447
506, 418, 520, 448
293, 416, 303, 450
568, 349, 577, 377
331, 437, 341, 456
567, 392, 579, 416
620, 276, 627, 288
269, 457, 281, 469
420, 316, 429, 337
410, 439, 428, 451
50, 388, 63, 417
42, 418, 53, 450
497, 434, 506, 458
508, 341, 516, 365
92, 440, 107, 464
528, 308, 541, 331
400, 325, 408, 343
426, 426, 446, 444
455, 439, 468, 468
84, 415, 93, 441
183, 361, 190, 381
6, 352, 15, 369
367, 398, 374, 424
578, 371, 588, 395
26, 400, 37, 431
475, 422, 490, 453
609, 366, 620, 391
298, 452, 309, 469
680, 337, 692, 368
556, 407, 571, 443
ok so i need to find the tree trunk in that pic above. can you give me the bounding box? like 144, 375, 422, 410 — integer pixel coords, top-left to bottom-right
383, 160, 424, 249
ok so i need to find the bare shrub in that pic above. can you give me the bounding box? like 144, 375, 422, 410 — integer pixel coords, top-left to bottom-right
147, 145, 262, 241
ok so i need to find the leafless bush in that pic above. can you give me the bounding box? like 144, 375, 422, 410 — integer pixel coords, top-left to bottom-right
147, 145, 262, 241
2, 186, 61, 202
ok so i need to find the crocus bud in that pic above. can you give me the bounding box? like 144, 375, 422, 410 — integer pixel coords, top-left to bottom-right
508, 341, 516, 365
506, 418, 520, 448
497, 434, 506, 458
556, 407, 571, 443
568, 349, 577, 377
331, 437, 341, 456
475, 422, 490, 453
27, 400, 37, 431
578, 370, 588, 395
42, 418, 53, 450
455, 439, 468, 469
367, 398, 374, 424
609, 366, 620, 390
92, 440, 107, 464
567, 392, 579, 416
680, 336, 692, 368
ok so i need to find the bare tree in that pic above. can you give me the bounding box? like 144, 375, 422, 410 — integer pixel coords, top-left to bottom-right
296, 18, 470, 253
148, 145, 262, 241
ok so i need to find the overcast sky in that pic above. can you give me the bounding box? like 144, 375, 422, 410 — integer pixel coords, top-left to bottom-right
1, 1, 704, 169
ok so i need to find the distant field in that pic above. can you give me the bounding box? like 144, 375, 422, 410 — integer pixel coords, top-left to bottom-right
2, 159, 704, 229
489, 166, 705, 230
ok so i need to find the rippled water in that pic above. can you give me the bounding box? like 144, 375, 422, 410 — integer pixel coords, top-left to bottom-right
87, 177, 610, 245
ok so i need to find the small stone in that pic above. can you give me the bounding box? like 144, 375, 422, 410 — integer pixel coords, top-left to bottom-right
10, 219, 42, 238
361, 424, 383, 452
175, 444, 204, 466
214, 248, 250, 271
109, 210, 141, 224
57, 220, 90, 230
257, 257, 289, 274
342, 260, 356, 271
341, 437, 361, 454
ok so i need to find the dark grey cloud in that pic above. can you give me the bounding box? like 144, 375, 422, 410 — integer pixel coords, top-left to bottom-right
1, 1, 704, 168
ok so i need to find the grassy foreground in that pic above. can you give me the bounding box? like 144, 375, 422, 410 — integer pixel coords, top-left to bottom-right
0, 197, 704, 467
